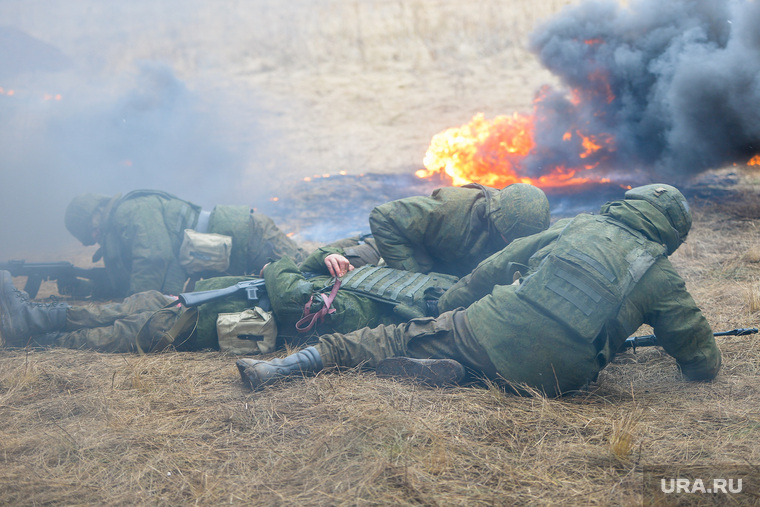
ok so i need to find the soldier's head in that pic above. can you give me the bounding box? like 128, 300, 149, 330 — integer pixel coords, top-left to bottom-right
65, 193, 111, 246
623, 184, 692, 254
488, 183, 551, 243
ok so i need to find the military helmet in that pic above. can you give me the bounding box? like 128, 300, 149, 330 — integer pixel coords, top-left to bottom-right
488, 183, 551, 242
64, 193, 111, 246
624, 183, 691, 252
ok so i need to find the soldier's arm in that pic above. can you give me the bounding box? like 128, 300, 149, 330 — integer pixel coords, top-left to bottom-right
369, 202, 432, 273
263, 256, 320, 330
643, 260, 721, 381
438, 225, 563, 311
298, 247, 346, 275
122, 205, 177, 295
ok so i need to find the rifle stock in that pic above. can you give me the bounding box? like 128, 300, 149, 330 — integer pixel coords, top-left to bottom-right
0, 260, 107, 299
179, 279, 267, 307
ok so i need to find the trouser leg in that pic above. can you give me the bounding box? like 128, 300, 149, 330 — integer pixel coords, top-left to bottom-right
57, 291, 173, 353
65, 291, 172, 329
315, 309, 499, 378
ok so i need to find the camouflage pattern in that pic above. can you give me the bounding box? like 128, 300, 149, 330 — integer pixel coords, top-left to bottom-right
316, 309, 498, 375
316, 190, 721, 396
50, 290, 173, 353
208, 205, 307, 276
621, 183, 691, 254
64, 193, 111, 246
67, 190, 306, 298
190, 275, 260, 350
98, 191, 201, 297
338, 265, 458, 319
296, 236, 382, 275
369, 183, 549, 277
263, 255, 399, 345
34, 244, 417, 354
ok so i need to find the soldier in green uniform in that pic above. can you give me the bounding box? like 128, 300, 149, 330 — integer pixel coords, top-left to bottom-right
369, 183, 551, 277
64, 190, 308, 298
238, 184, 722, 396
0, 240, 457, 353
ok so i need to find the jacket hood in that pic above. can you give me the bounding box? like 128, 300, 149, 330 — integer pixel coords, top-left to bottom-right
486, 183, 551, 243
599, 199, 683, 255
64, 193, 113, 246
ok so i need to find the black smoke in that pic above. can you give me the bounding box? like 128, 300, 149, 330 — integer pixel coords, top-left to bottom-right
524, 0, 760, 182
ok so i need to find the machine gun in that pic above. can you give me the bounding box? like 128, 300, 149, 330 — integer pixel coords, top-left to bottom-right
178, 279, 269, 310
622, 327, 758, 351
0, 260, 108, 299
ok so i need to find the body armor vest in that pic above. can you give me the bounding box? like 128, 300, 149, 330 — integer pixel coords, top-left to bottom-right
516, 214, 666, 344
338, 265, 459, 314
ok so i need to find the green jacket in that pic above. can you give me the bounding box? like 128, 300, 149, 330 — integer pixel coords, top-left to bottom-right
264, 248, 399, 343
190, 243, 456, 351
369, 184, 549, 277
98, 191, 306, 298
186, 247, 397, 350
439, 203, 721, 396
99, 191, 201, 297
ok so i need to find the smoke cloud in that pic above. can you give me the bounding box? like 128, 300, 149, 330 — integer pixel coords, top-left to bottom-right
525, 0, 760, 181
0, 3, 283, 260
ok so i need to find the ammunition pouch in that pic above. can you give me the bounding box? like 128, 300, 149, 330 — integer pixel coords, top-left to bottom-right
217, 307, 278, 355
179, 229, 233, 274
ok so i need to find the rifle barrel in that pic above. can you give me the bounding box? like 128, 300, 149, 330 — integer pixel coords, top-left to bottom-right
623, 327, 758, 350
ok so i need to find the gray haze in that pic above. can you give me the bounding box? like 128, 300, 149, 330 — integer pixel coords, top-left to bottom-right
525, 0, 760, 181
2, 0, 758, 260
0, 1, 304, 259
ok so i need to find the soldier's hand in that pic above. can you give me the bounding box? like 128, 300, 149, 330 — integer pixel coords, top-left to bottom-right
325, 254, 354, 278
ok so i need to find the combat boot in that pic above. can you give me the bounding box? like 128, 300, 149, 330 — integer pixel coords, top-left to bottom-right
376, 357, 465, 387
236, 346, 323, 390
0, 271, 68, 347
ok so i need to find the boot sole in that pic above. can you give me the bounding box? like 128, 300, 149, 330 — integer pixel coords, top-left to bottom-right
376, 357, 465, 387
235, 359, 293, 391
236, 359, 260, 390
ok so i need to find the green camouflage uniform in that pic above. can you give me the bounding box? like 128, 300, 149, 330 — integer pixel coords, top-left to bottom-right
32, 241, 451, 353
66, 190, 306, 298
315, 190, 721, 396
369, 183, 550, 277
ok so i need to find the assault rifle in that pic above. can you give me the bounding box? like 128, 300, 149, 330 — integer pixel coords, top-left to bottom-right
178, 279, 270, 310
0, 259, 108, 299
622, 327, 758, 351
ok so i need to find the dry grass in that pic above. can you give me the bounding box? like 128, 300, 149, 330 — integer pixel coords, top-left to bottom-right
2, 177, 760, 505
3, 0, 760, 504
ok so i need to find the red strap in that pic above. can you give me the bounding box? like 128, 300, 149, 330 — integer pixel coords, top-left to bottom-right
295, 279, 341, 333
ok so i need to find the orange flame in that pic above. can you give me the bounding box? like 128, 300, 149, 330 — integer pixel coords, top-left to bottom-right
417, 61, 622, 190
417, 111, 613, 189
417, 113, 535, 187
749, 155, 760, 166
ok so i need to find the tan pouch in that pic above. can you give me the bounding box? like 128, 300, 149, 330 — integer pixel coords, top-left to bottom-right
179, 229, 232, 273
216, 307, 278, 355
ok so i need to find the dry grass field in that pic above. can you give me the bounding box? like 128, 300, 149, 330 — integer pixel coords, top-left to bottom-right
4, 175, 760, 505
2, 0, 760, 505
